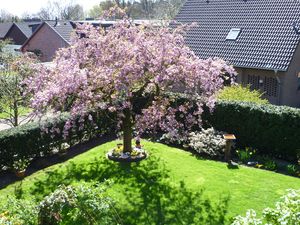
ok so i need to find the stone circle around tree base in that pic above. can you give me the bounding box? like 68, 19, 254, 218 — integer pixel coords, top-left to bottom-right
107, 145, 147, 163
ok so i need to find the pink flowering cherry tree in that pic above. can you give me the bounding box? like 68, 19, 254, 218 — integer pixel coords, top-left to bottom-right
26, 14, 236, 153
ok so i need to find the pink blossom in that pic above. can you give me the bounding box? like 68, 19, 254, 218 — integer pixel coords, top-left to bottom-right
26, 11, 236, 141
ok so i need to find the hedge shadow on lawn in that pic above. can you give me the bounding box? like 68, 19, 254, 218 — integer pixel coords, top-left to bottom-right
0, 135, 115, 189
27, 155, 229, 225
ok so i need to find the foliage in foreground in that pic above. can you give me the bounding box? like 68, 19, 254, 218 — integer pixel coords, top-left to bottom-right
217, 85, 269, 104
38, 182, 117, 225
231, 189, 300, 225
0, 197, 38, 225
0, 182, 117, 225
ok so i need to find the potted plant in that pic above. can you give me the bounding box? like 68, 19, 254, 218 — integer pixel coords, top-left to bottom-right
13, 158, 30, 178
58, 142, 70, 156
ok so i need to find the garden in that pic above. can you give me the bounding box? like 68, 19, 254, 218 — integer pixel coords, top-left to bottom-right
0, 7, 299, 225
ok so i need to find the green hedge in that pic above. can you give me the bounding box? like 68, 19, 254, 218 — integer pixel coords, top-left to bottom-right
0, 111, 116, 170
1, 97, 299, 169
205, 101, 300, 161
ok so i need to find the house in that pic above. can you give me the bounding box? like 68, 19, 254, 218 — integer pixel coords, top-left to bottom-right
175, 0, 300, 107
21, 20, 116, 62
0, 23, 12, 40
21, 19, 164, 62
21, 21, 74, 62
4, 21, 42, 45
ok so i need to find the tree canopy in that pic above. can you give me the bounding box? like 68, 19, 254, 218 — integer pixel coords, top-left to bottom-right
89, 0, 185, 19
0, 41, 37, 127
26, 9, 236, 152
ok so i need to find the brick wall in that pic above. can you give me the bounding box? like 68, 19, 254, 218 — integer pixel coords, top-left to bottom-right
22, 24, 69, 62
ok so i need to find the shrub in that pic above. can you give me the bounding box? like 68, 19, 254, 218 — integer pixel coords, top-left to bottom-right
0, 197, 38, 225
255, 155, 277, 171
0, 182, 118, 225
263, 160, 277, 171
12, 158, 30, 172
0, 111, 116, 171
38, 182, 117, 225
286, 164, 300, 177
204, 101, 300, 161
188, 128, 226, 157
217, 85, 269, 104
231, 209, 262, 225
168, 94, 299, 161
263, 189, 300, 225
231, 189, 300, 225
236, 147, 256, 164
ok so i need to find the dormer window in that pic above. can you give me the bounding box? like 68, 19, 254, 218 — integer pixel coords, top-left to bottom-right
226, 28, 241, 40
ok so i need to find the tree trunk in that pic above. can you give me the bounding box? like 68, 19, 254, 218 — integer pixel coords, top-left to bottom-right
122, 108, 132, 153
13, 99, 18, 127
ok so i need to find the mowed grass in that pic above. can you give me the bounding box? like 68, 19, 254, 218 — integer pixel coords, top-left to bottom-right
0, 106, 31, 119
0, 141, 299, 223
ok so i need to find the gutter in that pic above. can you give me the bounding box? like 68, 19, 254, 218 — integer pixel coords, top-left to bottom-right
274, 70, 282, 105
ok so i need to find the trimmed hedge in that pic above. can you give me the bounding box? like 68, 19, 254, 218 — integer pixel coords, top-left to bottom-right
0, 111, 116, 170
1, 96, 299, 169
204, 101, 300, 161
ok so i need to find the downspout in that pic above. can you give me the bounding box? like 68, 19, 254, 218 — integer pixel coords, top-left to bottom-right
275, 70, 282, 105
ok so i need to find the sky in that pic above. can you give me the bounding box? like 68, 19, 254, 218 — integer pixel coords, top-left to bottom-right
0, 0, 103, 17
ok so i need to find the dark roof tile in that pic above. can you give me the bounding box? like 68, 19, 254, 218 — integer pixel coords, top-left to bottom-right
47, 21, 74, 42
0, 23, 12, 38
175, 0, 300, 71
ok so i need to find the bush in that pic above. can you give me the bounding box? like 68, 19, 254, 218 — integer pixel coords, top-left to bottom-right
286, 164, 300, 177
0, 197, 38, 225
255, 155, 277, 171
236, 147, 256, 164
0, 182, 118, 225
188, 128, 226, 158
231, 209, 262, 225
167, 93, 299, 161
217, 85, 269, 104
0, 111, 116, 171
204, 101, 300, 161
231, 189, 300, 225
38, 182, 117, 225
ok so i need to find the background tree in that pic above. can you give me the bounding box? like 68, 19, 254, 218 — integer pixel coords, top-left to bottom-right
0, 41, 37, 127
0, 10, 19, 22
26, 8, 236, 152
89, 0, 185, 19
154, 0, 185, 19
36, 0, 84, 20
61, 4, 84, 20
88, 1, 115, 19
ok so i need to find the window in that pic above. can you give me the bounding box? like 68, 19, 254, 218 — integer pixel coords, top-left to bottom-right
226, 28, 241, 40
263, 77, 278, 97
247, 74, 260, 90
247, 74, 278, 97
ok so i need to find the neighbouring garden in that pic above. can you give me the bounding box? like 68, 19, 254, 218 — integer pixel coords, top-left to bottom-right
0, 6, 299, 225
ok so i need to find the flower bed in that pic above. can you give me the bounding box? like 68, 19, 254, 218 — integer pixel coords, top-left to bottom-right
107, 144, 147, 163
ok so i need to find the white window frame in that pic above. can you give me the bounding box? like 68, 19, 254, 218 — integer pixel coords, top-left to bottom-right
226, 28, 241, 40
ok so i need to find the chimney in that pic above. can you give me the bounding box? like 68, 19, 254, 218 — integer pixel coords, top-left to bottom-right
54, 17, 60, 27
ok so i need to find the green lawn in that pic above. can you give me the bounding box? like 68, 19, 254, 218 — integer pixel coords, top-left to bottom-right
0, 106, 31, 120
0, 141, 299, 224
